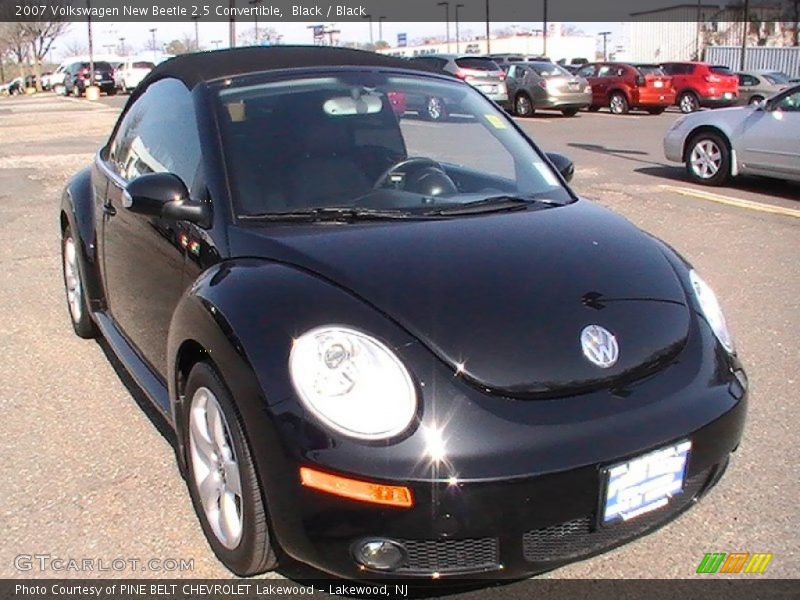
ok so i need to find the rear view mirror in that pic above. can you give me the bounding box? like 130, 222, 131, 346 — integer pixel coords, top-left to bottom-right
546, 152, 575, 183
123, 172, 210, 226
323, 94, 383, 116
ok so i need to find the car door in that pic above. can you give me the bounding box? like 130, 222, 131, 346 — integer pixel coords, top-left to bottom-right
100, 78, 202, 377
577, 64, 599, 103
735, 88, 800, 178
505, 64, 526, 100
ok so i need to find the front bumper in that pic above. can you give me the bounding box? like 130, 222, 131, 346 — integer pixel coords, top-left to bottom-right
699, 95, 737, 108
664, 127, 687, 163
261, 320, 747, 580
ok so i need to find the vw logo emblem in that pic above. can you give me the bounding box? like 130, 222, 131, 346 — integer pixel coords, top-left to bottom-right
580, 325, 619, 368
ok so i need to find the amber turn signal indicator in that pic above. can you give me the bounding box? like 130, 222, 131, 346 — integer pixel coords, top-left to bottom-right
299, 467, 414, 508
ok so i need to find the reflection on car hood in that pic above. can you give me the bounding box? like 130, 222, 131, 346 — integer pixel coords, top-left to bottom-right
230, 200, 691, 398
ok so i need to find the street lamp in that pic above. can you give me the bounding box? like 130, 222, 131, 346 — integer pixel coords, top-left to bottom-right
485, 0, 491, 54
543, 0, 548, 57
363, 14, 374, 46
454, 4, 464, 53
211, 39, 222, 50
149, 28, 157, 62
249, 0, 262, 43
599, 31, 611, 61
378, 16, 386, 43
437, 2, 450, 52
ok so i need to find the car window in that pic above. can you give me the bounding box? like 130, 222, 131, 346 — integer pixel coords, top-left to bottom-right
213, 72, 572, 216
635, 65, 666, 76
577, 65, 595, 78
739, 74, 758, 86
531, 63, 572, 78
762, 72, 788, 85
133, 61, 156, 70
597, 65, 616, 77
455, 58, 501, 72
710, 65, 733, 76
772, 89, 800, 112
108, 78, 202, 191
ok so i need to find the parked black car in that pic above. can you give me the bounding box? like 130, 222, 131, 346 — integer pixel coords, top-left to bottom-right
64, 61, 116, 96
60, 46, 746, 580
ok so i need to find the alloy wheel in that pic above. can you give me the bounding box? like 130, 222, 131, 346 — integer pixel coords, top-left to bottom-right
63, 237, 83, 323
189, 386, 244, 550
609, 94, 627, 114
680, 93, 699, 113
515, 94, 532, 116
427, 97, 443, 120
689, 139, 722, 179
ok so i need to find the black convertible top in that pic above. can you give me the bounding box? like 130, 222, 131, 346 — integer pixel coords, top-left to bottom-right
145, 45, 437, 89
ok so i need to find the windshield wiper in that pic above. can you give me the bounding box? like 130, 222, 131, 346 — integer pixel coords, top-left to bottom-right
423, 195, 557, 216
240, 207, 417, 222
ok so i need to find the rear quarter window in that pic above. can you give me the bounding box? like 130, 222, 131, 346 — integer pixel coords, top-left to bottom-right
710, 66, 734, 76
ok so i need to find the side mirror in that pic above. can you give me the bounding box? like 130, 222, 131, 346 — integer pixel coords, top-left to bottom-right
546, 152, 575, 183
123, 172, 210, 226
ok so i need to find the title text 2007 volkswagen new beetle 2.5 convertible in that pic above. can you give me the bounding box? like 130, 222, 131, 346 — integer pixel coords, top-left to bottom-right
60, 47, 747, 579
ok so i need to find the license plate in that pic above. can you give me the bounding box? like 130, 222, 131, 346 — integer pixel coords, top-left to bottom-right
601, 440, 690, 525
654, 80, 664, 88
478, 84, 498, 94
724, 92, 733, 99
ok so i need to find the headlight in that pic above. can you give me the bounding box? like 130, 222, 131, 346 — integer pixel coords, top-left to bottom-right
289, 326, 417, 439
689, 270, 735, 353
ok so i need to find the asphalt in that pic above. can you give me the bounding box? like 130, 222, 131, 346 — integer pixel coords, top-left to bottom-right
0, 92, 797, 586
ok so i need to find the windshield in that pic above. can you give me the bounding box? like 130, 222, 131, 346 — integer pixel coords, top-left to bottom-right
455, 58, 501, 72
762, 71, 790, 84
214, 71, 573, 218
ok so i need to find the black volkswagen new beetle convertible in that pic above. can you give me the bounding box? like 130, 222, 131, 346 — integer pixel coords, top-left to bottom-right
60, 47, 747, 579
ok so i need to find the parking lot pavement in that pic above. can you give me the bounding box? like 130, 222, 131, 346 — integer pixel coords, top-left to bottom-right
0, 94, 797, 586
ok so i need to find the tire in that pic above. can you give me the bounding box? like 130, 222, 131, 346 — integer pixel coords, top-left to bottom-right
609, 92, 629, 114
61, 226, 97, 339
182, 362, 278, 576
561, 107, 579, 117
678, 91, 700, 113
514, 92, 534, 117
685, 131, 731, 186
647, 107, 666, 115
748, 95, 764, 106
424, 96, 447, 121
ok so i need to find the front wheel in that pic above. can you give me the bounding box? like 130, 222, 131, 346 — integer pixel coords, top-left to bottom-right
679, 92, 700, 113
61, 226, 96, 338
183, 362, 278, 576
609, 92, 629, 114
686, 132, 731, 186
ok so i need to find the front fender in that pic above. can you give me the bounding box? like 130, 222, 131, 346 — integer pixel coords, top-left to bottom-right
166, 259, 418, 563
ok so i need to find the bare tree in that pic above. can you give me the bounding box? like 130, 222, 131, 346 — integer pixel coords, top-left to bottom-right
0, 23, 30, 81
63, 39, 89, 57
164, 35, 199, 56
237, 26, 280, 47
22, 21, 69, 90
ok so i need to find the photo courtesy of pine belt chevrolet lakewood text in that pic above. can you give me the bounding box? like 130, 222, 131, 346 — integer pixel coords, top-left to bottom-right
59, 46, 747, 579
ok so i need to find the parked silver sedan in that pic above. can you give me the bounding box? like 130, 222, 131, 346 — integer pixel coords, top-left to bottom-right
410, 55, 508, 106
737, 70, 792, 105
664, 84, 800, 185
505, 61, 592, 117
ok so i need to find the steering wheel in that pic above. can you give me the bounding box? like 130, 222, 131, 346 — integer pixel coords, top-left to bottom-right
373, 157, 455, 195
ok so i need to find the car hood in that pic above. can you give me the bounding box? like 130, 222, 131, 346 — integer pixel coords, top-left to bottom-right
229, 200, 691, 397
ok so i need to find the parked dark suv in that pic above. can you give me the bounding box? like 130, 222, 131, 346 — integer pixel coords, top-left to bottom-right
64, 61, 116, 97
660, 62, 739, 113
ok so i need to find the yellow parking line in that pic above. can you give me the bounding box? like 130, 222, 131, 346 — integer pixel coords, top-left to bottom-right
659, 184, 800, 219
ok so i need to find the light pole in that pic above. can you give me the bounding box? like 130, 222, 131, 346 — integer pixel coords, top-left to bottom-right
363, 14, 374, 46
599, 31, 611, 61
485, 0, 491, 54
740, 0, 750, 70
192, 15, 200, 50
118, 37, 126, 56
437, 2, 450, 52
249, 0, 262, 43
229, 0, 236, 48
211, 39, 222, 50
378, 16, 386, 43
454, 4, 464, 53
543, 0, 548, 57
149, 28, 157, 62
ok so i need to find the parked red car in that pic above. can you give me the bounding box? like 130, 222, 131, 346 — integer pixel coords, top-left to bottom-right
576, 63, 676, 115
660, 62, 739, 113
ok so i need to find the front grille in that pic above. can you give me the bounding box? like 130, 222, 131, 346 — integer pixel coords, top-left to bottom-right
397, 537, 499, 575
522, 467, 713, 563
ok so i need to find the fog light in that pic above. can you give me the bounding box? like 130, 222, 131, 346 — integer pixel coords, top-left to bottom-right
353, 539, 406, 571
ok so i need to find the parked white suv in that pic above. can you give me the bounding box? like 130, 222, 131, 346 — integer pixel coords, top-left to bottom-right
114, 60, 155, 93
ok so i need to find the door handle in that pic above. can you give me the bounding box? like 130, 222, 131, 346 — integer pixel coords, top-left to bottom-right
103, 203, 117, 216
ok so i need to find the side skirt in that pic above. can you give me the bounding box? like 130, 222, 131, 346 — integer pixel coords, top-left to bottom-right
94, 311, 174, 426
